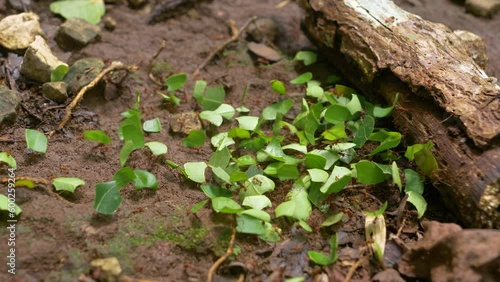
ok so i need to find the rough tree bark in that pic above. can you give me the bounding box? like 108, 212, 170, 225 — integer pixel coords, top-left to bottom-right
301, 0, 499, 228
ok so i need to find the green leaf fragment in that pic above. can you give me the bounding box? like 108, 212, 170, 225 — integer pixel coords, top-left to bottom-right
191, 199, 209, 213
406, 191, 427, 218
212, 197, 243, 213
142, 118, 162, 133
53, 177, 85, 193
51, 64, 69, 82
25, 129, 47, 153
270, 79, 286, 94
133, 169, 158, 190
290, 72, 312, 84
182, 130, 206, 148
0, 152, 17, 169
50, 0, 105, 25
184, 162, 207, 183
165, 73, 187, 92
321, 212, 344, 227
145, 141, 168, 155
84, 130, 111, 144
355, 161, 386, 185
0, 195, 22, 215
94, 181, 122, 215
242, 195, 272, 210
294, 51, 317, 65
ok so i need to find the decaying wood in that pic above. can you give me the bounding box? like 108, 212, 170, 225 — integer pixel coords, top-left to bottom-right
301, 0, 499, 228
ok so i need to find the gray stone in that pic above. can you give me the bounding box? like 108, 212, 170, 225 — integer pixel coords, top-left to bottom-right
465, 0, 500, 17
20, 36, 67, 83
0, 12, 44, 50
247, 17, 279, 43
103, 16, 117, 31
63, 58, 104, 95
55, 18, 101, 51
42, 82, 68, 103
0, 86, 21, 127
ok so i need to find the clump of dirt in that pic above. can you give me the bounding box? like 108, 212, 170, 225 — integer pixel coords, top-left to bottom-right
0, 0, 498, 281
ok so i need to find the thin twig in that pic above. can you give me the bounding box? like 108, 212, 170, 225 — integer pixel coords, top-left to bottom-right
343, 247, 366, 282
49, 62, 137, 137
207, 225, 237, 282
193, 16, 256, 76
275, 0, 291, 8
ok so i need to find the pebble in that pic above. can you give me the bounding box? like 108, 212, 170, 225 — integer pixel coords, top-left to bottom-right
55, 18, 101, 51
170, 112, 202, 135
247, 17, 279, 43
63, 58, 104, 95
465, 0, 500, 17
0, 12, 44, 50
0, 86, 21, 128
20, 36, 67, 83
42, 82, 68, 103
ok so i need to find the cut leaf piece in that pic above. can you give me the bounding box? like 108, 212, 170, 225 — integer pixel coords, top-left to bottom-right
212, 197, 243, 214
113, 166, 135, 188
53, 177, 85, 193
143, 118, 162, 133
25, 129, 47, 153
242, 195, 272, 210
84, 130, 111, 144
236, 214, 265, 235
184, 162, 207, 183
241, 209, 271, 222
200, 110, 223, 126
290, 72, 312, 84
165, 73, 187, 92
270, 79, 286, 94
50, 0, 105, 25
236, 116, 260, 131
51, 64, 69, 82
145, 141, 168, 155
294, 51, 317, 65
321, 212, 344, 227
320, 166, 352, 194
201, 184, 232, 199
365, 209, 386, 266
406, 191, 427, 218
262, 99, 294, 120
133, 169, 158, 190
355, 161, 386, 185
404, 169, 424, 194
0, 152, 16, 169
191, 199, 208, 213
182, 130, 206, 148
94, 181, 122, 215
0, 194, 22, 215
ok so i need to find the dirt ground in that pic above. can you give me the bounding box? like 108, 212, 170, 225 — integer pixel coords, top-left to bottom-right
0, 0, 498, 281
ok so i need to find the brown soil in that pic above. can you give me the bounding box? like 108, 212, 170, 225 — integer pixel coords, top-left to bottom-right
0, 0, 498, 281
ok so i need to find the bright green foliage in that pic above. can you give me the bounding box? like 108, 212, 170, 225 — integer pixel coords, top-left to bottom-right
0, 195, 22, 215
270, 80, 286, 94
0, 152, 16, 169
169, 61, 433, 251
51, 65, 69, 82
145, 141, 168, 155
84, 130, 111, 144
191, 199, 209, 213
290, 72, 312, 84
308, 235, 338, 265
165, 73, 187, 92
94, 181, 122, 214
184, 162, 207, 183
405, 141, 438, 176
53, 177, 85, 193
50, 0, 105, 24
25, 129, 47, 153
321, 212, 344, 227
113, 167, 135, 187
143, 118, 162, 132
182, 130, 206, 148
294, 51, 317, 66
133, 169, 158, 190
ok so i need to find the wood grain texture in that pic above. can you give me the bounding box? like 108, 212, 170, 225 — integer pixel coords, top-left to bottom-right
301, 0, 499, 227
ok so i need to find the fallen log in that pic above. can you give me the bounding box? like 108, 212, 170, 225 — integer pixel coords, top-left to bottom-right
300, 0, 500, 228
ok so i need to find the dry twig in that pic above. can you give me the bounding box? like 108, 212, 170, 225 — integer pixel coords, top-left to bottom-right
48, 61, 137, 137
343, 247, 367, 282
193, 16, 257, 76
207, 225, 237, 282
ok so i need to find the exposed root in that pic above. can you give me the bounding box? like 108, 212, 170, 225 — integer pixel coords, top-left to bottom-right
207, 225, 237, 282
193, 16, 256, 77
48, 61, 137, 137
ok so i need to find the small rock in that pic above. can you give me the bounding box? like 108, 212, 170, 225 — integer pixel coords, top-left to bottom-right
465, 0, 500, 17
55, 18, 101, 51
170, 112, 202, 135
89, 257, 122, 282
247, 42, 281, 62
103, 16, 117, 31
0, 86, 21, 128
20, 36, 67, 83
0, 12, 44, 50
63, 58, 104, 95
42, 82, 68, 103
247, 17, 279, 43
8, 0, 31, 11
371, 268, 404, 282
128, 0, 147, 9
